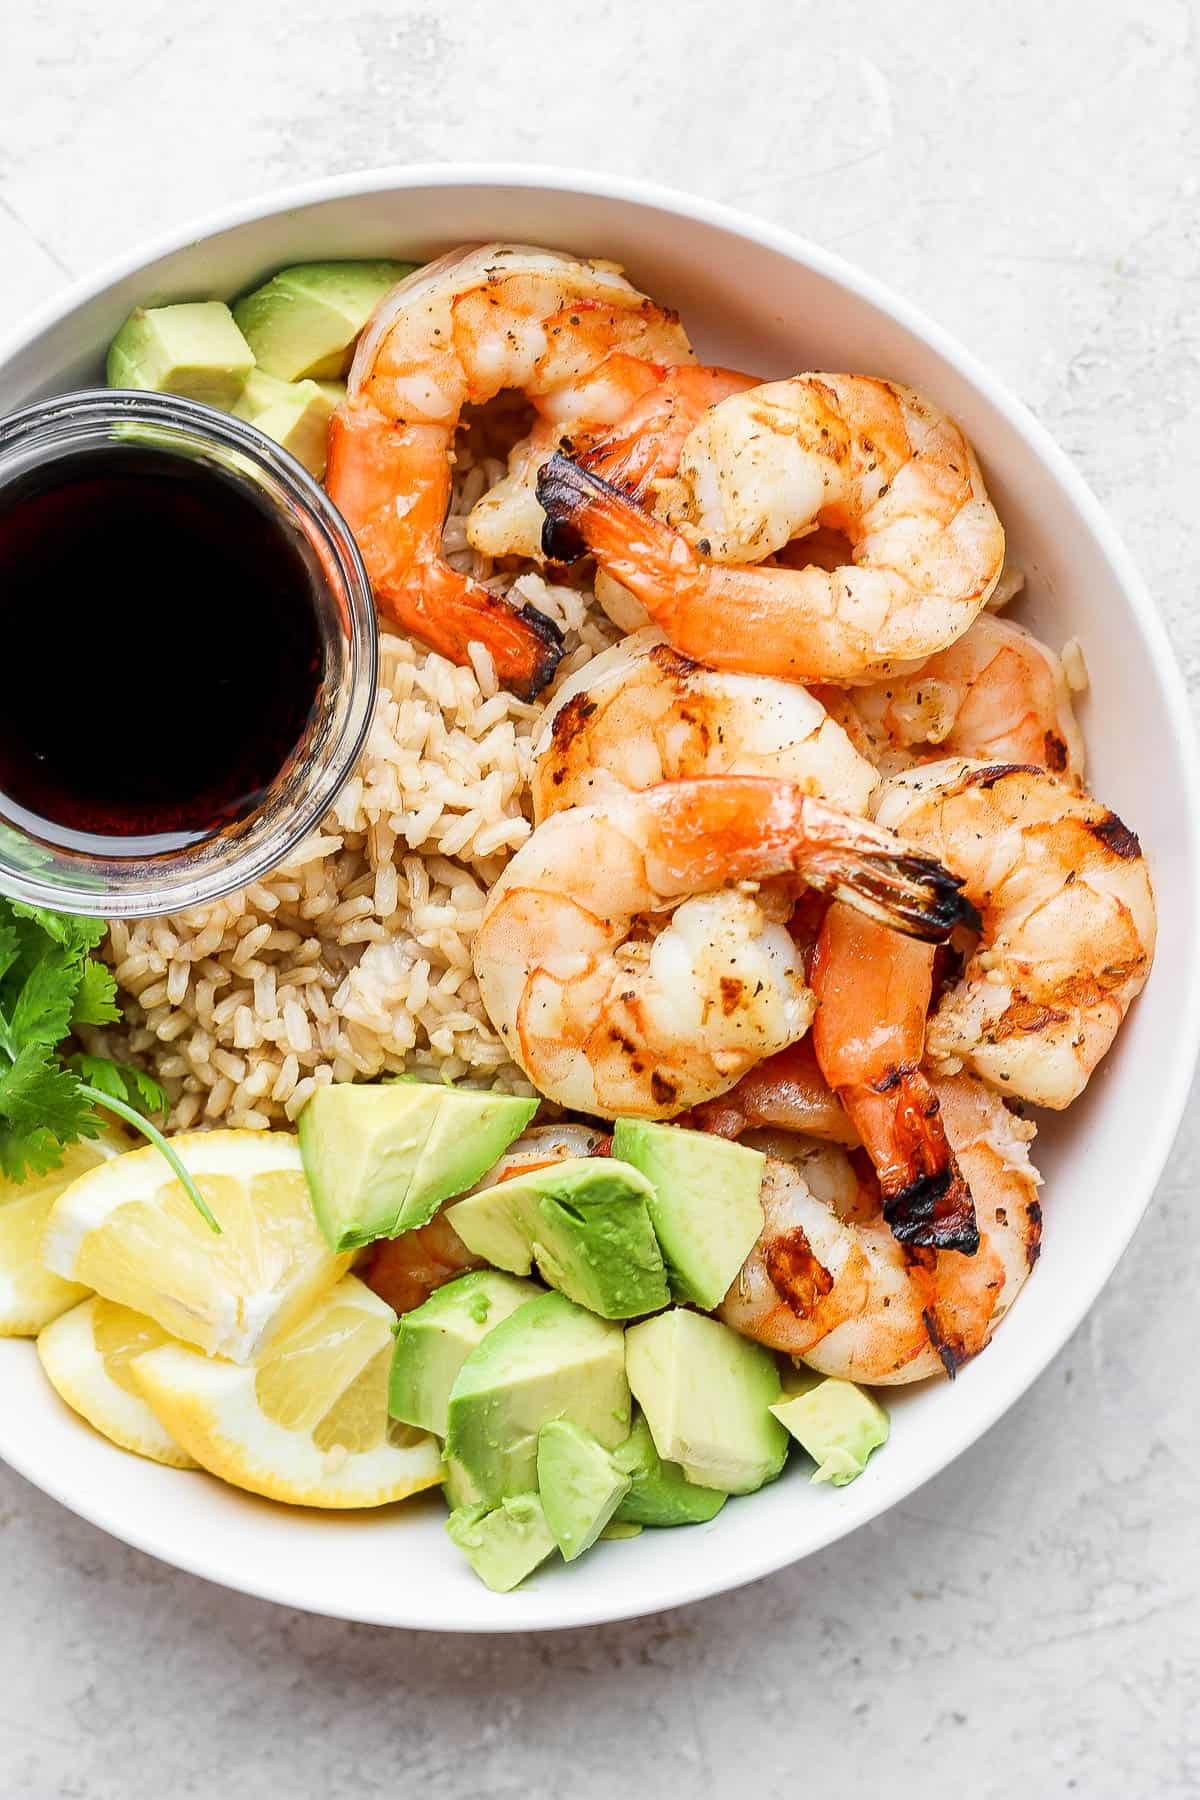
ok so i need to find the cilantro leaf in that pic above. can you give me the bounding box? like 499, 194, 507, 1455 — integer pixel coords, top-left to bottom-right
71, 1053, 167, 1119
0, 1124, 77, 1184
8, 903, 106, 957
72, 959, 121, 1027
7, 945, 83, 1050
0, 899, 214, 1229
0, 1041, 95, 1141
0, 921, 19, 988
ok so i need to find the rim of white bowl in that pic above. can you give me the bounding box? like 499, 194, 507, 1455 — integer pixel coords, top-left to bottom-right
1, 162, 1198, 1632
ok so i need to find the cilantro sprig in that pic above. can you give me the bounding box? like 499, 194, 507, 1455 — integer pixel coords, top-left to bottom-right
0, 899, 218, 1232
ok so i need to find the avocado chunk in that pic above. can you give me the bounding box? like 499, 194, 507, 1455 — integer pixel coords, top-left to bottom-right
298, 1082, 537, 1251
536, 1420, 632, 1561
445, 1291, 628, 1505
396, 1086, 538, 1234
106, 301, 254, 408
233, 369, 338, 478
389, 1268, 540, 1436
446, 1494, 557, 1593
625, 1308, 788, 1495
446, 1158, 669, 1320
233, 260, 415, 381
771, 1375, 889, 1486
611, 1411, 728, 1527
442, 1454, 484, 1510
612, 1119, 765, 1310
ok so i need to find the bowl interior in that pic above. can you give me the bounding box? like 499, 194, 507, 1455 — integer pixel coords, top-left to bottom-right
1, 170, 1196, 1631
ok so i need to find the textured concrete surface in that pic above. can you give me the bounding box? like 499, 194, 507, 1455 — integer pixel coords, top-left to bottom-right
2, 2, 1198, 1794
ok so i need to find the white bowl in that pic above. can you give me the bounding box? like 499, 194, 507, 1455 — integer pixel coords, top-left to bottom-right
1, 165, 1196, 1632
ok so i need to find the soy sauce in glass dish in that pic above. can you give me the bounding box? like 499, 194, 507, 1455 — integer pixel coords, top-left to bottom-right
0, 391, 376, 918
0, 447, 325, 855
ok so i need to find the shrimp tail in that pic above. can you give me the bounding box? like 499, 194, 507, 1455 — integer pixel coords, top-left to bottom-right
378, 560, 565, 701
843, 1068, 980, 1254
538, 451, 677, 573
792, 799, 981, 942
327, 402, 565, 700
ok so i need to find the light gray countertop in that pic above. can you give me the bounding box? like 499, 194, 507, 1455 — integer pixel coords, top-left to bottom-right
2, 3, 1197, 1794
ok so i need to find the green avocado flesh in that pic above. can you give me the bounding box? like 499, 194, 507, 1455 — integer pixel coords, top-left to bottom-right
297, 1082, 537, 1251
445, 1291, 629, 1506
233, 260, 415, 381
612, 1412, 728, 1527
625, 1308, 788, 1495
446, 1157, 670, 1320
106, 301, 254, 408
388, 1269, 540, 1437
770, 1376, 889, 1486
446, 1494, 557, 1593
536, 1419, 631, 1560
442, 1454, 484, 1511
611, 1119, 765, 1311
232, 369, 339, 477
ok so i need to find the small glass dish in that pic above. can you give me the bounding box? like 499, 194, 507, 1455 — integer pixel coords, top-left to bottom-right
0, 389, 377, 919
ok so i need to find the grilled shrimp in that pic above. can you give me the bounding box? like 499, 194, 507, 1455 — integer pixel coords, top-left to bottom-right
810, 902, 978, 1252
816, 613, 1086, 782
719, 1075, 1042, 1382
469, 363, 755, 567
692, 1034, 859, 1145
538, 375, 1005, 683
326, 243, 692, 697
875, 758, 1156, 1108
471, 777, 974, 1117
530, 627, 878, 822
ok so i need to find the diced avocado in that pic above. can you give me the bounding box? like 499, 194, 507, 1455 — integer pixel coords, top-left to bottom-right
612, 1119, 765, 1310
233, 369, 338, 478
446, 1158, 669, 1320
611, 1412, 728, 1527
389, 1268, 540, 1436
397, 1088, 538, 1233
536, 1420, 631, 1561
311, 379, 347, 409
443, 1453, 484, 1510
446, 1494, 557, 1593
625, 1308, 788, 1495
770, 1376, 889, 1487
297, 1082, 536, 1251
233, 260, 415, 381
445, 1291, 628, 1505
106, 301, 255, 408
600, 1520, 643, 1540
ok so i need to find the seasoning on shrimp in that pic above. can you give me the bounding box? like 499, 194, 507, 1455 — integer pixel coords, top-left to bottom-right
327, 243, 694, 698
718, 1076, 1042, 1382
538, 375, 1005, 683
471, 776, 975, 1118
530, 627, 878, 823
471, 363, 757, 568
874, 757, 1157, 1109
815, 612, 1086, 783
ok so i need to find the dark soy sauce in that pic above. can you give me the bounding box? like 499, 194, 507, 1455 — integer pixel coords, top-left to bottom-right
0, 447, 325, 855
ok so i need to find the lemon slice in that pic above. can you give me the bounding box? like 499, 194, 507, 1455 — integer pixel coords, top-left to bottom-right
131, 1274, 444, 1508
0, 1136, 127, 1337
41, 1130, 350, 1363
37, 1297, 198, 1468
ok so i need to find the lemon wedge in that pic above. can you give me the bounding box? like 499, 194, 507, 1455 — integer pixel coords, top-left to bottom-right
41, 1130, 350, 1363
37, 1297, 198, 1468
0, 1136, 127, 1336
131, 1275, 444, 1508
